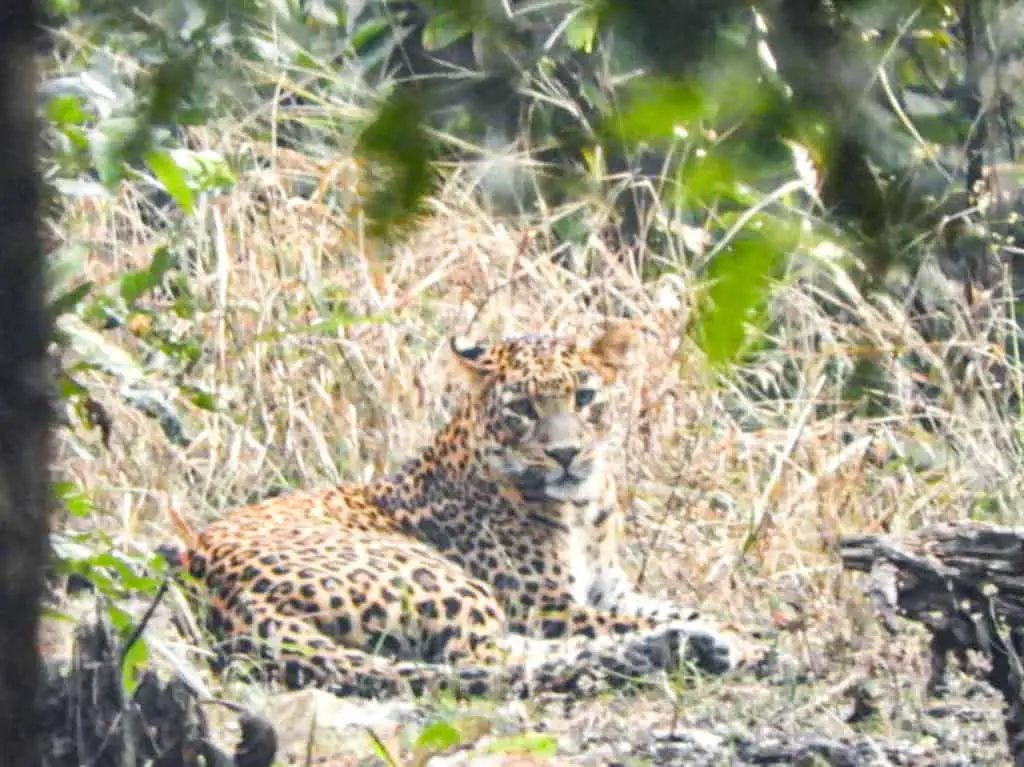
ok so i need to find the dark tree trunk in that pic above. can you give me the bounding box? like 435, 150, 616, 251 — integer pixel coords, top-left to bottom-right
0, 1, 52, 766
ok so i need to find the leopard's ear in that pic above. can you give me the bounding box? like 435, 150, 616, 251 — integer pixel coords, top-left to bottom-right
588, 320, 639, 383
449, 336, 491, 387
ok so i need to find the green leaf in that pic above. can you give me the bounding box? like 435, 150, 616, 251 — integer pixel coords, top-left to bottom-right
107, 604, 132, 631
357, 90, 437, 240
48, 243, 94, 317
59, 124, 91, 154
56, 314, 145, 385
182, 385, 218, 412
51, 281, 94, 318
90, 117, 143, 187
170, 274, 198, 319
88, 552, 163, 593
147, 55, 198, 126
414, 720, 463, 752
47, 94, 89, 126
167, 149, 236, 194
53, 481, 95, 518
690, 227, 787, 366
422, 11, 473, 51
677, 155, 742, 207
55, 371, 88, 400
485, 733, 559, 756
120, 630, 149, 696
351, 18, 391, 53
46, 0, 80, 13
42, 607, 76, 624
611, 78, 706, 145
48, 243, 90, 301
120, 247, 173, 306
566, 8, 600, 53
145, 150, 195, 214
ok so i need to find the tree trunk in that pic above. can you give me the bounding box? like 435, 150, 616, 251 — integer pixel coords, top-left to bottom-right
0, 1, 52, 765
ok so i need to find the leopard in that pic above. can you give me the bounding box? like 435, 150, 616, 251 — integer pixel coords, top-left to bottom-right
160, 322, 748, 700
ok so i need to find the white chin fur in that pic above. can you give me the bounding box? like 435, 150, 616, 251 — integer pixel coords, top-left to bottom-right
542, 471, 601, 502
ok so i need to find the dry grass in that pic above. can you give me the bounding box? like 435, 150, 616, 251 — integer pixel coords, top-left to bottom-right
43, 37, 1024, 765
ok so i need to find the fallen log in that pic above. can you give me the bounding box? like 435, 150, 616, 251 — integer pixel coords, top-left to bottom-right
839, 523, 1024, 766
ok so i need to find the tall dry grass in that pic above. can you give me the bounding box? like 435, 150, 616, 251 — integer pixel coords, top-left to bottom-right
54, 132, 1024, 624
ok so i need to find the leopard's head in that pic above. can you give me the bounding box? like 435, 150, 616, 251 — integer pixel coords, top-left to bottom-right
450, 323, 637, 503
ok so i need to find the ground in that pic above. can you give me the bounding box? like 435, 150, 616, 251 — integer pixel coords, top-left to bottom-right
46, 144, 1019, 765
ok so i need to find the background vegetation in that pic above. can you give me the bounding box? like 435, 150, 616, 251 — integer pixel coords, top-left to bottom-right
37, 0, 1024, 763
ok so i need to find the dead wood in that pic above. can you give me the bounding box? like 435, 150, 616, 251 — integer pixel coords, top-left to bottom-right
840, 522, 1024, 766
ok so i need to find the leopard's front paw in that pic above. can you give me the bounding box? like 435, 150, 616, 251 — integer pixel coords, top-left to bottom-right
672, 619, 783, 676
671, 621, 740, 675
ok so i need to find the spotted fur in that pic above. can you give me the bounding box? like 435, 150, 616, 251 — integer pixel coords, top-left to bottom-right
162, 324, 745, 699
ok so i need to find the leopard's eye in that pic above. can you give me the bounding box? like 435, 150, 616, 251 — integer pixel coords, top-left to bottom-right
575, 389, 596, 409
507, 398, 539, 419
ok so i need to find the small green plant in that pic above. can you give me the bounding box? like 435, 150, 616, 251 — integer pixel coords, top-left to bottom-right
485, 732, 559, 757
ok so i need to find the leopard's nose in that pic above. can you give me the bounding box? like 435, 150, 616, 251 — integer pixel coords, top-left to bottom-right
546, 446, 580, 469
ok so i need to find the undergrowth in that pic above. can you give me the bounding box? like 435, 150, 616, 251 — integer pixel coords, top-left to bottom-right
40, 3, 1024, 764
